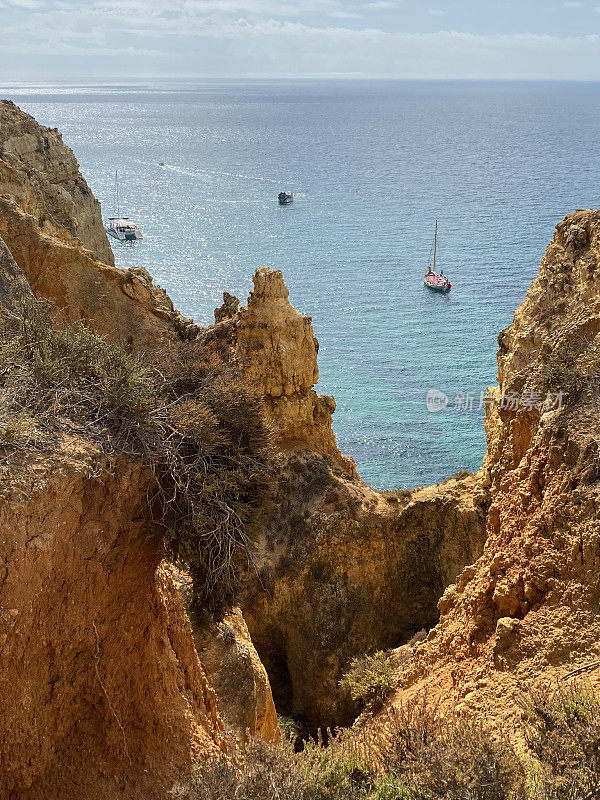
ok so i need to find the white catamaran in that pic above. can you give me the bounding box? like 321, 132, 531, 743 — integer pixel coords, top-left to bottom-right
105, 170, 143, 243
424, 218, 451, 293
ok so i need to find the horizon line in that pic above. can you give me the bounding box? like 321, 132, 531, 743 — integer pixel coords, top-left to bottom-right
5, 75, 600, 85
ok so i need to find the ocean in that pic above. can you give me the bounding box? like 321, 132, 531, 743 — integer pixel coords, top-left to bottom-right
3, 79, 600, 489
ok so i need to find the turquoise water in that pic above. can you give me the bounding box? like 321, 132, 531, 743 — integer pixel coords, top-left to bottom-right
3, 80, 600, 489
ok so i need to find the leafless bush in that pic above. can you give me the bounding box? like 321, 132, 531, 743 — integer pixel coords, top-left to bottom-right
379, 695, 523, 800
0, 301, 275, 615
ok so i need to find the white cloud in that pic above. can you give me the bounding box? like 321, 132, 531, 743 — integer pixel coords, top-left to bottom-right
330, 10, 362, 18
362, 1, 395, 8
2, 0, 600, 78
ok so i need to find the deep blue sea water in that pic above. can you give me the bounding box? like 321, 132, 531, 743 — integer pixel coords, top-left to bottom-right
2, 79, 600, 489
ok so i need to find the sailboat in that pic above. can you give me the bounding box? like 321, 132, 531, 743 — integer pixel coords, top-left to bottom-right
424, 218, 451, 293
105, 170, 143, 243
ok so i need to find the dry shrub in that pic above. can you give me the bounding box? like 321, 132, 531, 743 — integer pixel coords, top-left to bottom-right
523, 681, 600, 800
173, 685, 600, 800
172, 734, 375, 800
0, 301, 155, 452
379, 695, 523, 800
0, 301, 275, 615
151, 341, 276, 615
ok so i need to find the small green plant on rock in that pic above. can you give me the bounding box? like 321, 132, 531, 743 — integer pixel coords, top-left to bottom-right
340, 651, 397, 716
278, 714, 300, 741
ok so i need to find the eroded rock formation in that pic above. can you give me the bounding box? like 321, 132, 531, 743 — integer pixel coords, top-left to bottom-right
191, 606, 280, 745
168, 566, 279, 745
200, 268, 490, 731
0, 99, 113, 265
0, 100, 521, 796
0, 441, 223, 800
205, 268, 356, 475
239, 452, 488, 730
380, 209, 600, 732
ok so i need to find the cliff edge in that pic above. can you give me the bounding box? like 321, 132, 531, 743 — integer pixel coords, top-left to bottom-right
379, 209, 600, 733
0, 100, 198, 352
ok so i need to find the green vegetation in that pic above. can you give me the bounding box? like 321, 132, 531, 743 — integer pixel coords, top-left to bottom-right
523, 681, 600, 799
287, 451, 336, 499
0, 300, 275, 614
340, 651, 397, 715
278, 714, 301, 741
175, 683, 600, 800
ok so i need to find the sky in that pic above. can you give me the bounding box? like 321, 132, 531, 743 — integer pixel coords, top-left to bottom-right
2, 0, 600, 80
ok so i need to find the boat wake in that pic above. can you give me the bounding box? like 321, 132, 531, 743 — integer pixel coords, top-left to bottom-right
159, 163, 278, 184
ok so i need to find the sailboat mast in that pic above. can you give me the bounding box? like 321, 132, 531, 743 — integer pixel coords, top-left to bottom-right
114, 169, 120, 217
433, 217, 438, 272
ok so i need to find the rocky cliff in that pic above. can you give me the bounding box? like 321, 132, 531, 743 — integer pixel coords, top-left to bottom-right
239, 451, 488, 730
192, 606, 280, 745
0, 439, 224, 800
0, 200, 269, 797
378, 209, 600, 732
0, 100, 511, 797
0, 100, 114, 266
200, 269, 488, 730
0, 101, 198, 351
205, 268, 356, 474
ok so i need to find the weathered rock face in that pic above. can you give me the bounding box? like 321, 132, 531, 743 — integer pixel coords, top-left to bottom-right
382, 210, 600, 731
167, 566, 279, 746
239, 451, 488, 730
205, 268, 356, 475
0, 234, 33, 311
0, 100, 113, 265
207, 270, 489, 732
0, 102, 502, 781
191, 606, 280, 745
0, 442, 223, 800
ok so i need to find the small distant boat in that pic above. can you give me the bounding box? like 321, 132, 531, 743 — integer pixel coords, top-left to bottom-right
105, 170, 143, 243
106, 217, 143, 243
424, 218, 451, 293
278, 191, 293, 205
158, 161, 165, 167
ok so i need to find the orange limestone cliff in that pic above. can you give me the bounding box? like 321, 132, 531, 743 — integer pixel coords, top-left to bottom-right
207, 274, 488, 731
0, 100, 198, 351
206, 267, 357, 474
381, 209, 600, 731
0, 100, 114, 266
0, 443, 223, 800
